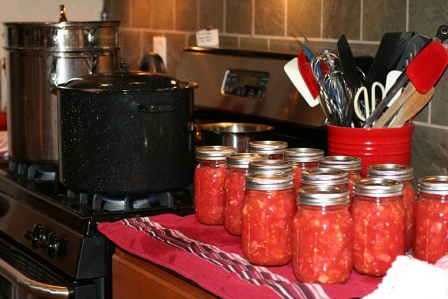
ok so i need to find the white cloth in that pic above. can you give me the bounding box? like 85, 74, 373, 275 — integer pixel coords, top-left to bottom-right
363, 255, 448, 299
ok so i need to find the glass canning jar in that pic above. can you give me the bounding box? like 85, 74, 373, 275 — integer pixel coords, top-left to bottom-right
367, 164, 415, 252
223, 153, 267, 236
293, 185, 353, 284
248, 159, 293, 176
301, 168, 349, 188
352, 178, 405, 276
414, 176, 448, 264
319, 156, 362, 203
194, 146, 236, 225
284, 148, 324, 198
248, 140, 288, 160
241, 172, 296, 266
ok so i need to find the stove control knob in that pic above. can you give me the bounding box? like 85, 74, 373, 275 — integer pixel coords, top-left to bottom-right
44, 232, 60, 259
24, 224, 44, 249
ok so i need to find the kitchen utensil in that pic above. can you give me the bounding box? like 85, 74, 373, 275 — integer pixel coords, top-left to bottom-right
337, 34, 360, 90
354, 82, 385, 121
363, 32, 415, 90
389, 87, 435, 128
4, 17, 120, 164
56, 62, 198, 195
396, 25, 448, 71
372, 83, 419, 128
363, 40, 448, 128
284, 58, 320, 107
336, 34, 369, 127
351, 31, 414, 127
298, 50, 320, 100
140, 52, 167, 73
195, 122, 274, 153
302, 43, 329, 78
385, 70, 403, 107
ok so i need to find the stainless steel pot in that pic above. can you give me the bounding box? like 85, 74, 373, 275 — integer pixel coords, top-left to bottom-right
4, 20, 120, 164
196, 122, 274, 153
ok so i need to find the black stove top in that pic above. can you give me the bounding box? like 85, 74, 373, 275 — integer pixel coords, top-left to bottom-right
0, 157, 194, 236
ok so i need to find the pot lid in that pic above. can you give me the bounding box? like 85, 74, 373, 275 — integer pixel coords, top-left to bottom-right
57, 61, 198, 92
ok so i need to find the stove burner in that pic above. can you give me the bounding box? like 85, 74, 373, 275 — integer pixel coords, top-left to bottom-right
65, 184, 193, 214
3, 157, 194, 217
8, 160, 57, 182
66, 190, 175, 212
102, 193, 171, 211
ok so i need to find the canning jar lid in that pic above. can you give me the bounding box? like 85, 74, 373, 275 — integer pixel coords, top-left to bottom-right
248, 140, 288, 154
57, 61, 198, 92
284, 148, 324, 163
367, 164, 413, 181
196, 146, 236, 160
297, 185, 350, 206
245, 172, 293, 190
248, 160, 293, 175
354, 178, 403, 197
301, 168, 348, 186
418, 175, 448, 195
226, 153, 267, 168
319, 156, 362, 171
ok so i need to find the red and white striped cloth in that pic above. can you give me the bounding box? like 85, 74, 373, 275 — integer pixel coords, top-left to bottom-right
98, 214, 382, 299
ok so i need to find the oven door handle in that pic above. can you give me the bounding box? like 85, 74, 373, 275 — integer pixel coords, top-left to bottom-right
0, 257, 70, 299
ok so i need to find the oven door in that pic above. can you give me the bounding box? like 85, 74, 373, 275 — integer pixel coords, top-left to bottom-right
0, 235, 98, 299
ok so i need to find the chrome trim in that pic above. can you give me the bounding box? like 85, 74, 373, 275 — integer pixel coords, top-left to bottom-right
0, 257, 69, 299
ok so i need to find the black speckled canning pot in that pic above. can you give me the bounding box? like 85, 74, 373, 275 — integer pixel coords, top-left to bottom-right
56, 62, 198, 196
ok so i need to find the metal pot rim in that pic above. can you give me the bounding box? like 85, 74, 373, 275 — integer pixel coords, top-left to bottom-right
197, 122, 274, 133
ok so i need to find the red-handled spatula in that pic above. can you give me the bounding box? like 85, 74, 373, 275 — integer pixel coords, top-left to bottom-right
298, 50, 320, 101
363, 40, 448, 128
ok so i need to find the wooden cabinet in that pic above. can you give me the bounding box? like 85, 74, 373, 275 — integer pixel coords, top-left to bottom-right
112, 247, 219, 299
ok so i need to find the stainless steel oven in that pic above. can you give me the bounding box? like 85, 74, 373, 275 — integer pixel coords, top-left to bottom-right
176, 46, 328, 152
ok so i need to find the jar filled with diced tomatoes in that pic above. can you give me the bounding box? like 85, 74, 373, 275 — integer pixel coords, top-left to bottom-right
248, 140, 288, 160
414, 176, 448, 264
293, 185, 353, 284
367, 164, 415, 252
194, 146, 236, 225
319, 156, 362, 203
224, 153, 267, 235
301, 168, 349, 189
352, 178, 405, 276
242, 172, 296, 266
248, 159, 293, 176
284, 148, 324, 198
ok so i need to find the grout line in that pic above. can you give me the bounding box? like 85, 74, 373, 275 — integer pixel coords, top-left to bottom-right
406, 0, 409, 30
360, 0, 363, 40
252, 0, 255, 36
320, 0, 324, 38
223, 0, 227, 34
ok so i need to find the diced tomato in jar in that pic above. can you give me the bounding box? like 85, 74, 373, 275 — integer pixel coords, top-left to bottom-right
352, 195, 405, 276
284, 148, 323, 199
194, 161, 227, 225
414, 193, 448, 264
242, 174, 296, 266
402, 182, 415, 251
224, 169, 246, 235
293, 197, 353, 284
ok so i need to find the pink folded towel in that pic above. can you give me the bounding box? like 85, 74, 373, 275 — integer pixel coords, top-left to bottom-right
98, 214, 383, 299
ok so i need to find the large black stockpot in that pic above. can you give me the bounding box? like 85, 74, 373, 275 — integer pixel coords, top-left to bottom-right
56, 62, 198, 196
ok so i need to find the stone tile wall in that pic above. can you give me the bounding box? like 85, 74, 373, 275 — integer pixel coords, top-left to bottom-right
107, 0, 448, 183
